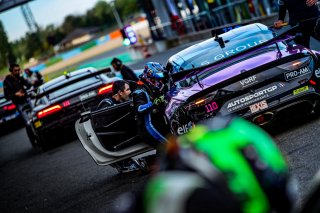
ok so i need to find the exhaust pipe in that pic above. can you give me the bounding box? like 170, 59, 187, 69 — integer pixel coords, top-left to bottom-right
252, 112, 274, 126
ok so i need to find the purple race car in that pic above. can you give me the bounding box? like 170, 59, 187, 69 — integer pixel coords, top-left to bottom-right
75, 23, 320, 167
165, 23, 320, 135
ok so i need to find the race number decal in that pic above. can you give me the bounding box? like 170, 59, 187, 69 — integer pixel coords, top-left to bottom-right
249, 100, 268, 113
204, 102, 218, 113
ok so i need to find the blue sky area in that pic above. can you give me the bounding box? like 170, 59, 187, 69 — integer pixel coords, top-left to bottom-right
0, 0, 100, 42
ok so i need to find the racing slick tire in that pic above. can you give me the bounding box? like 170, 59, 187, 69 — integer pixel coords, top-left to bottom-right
25, 126, 37, 148
37, 133, 54, 151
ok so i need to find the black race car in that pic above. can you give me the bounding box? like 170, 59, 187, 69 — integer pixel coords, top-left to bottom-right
27, 67, 121, 150
0, 93, 22, 130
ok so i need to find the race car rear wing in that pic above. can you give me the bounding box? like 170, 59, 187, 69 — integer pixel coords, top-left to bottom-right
171, 25, 298, 83
35, 67, 111, 99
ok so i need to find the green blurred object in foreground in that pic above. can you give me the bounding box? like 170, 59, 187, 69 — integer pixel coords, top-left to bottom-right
180, 117, 288, 213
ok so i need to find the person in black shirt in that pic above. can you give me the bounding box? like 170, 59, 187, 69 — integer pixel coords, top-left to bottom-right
97, 80, 131, 110
3, 63, 31, 124
274, 0, 320, 48
111, 58, 139, 82
97, 80, 140, 173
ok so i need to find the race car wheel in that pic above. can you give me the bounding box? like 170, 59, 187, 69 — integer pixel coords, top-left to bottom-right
37, 133, 53, 151
313, 100, 320, 116
25, 126, 37, 148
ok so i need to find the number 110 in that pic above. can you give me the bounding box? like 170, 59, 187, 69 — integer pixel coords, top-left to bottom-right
205, 102, 218, 113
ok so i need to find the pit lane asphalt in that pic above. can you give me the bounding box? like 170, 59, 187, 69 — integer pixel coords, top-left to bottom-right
0, 38, 319, 213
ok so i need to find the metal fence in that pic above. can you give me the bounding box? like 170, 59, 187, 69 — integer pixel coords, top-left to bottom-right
150, 0, 276, 39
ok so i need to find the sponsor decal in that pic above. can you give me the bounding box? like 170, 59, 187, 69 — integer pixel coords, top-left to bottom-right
34, 121, 42, 128
293, 86, 309, 95
315, 68, 320, 78
227, 85, 277, 112
177, 121, 194, 135
250, 100, 268, 113
213, 40, 267, 61
153, 95, 165, 105
3, 113, 18, 121
240, 75, 257, 88
284, 66, 311, 81
80, 91, 96, 101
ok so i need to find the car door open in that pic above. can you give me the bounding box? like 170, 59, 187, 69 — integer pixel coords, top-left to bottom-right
75, 101, 153, 166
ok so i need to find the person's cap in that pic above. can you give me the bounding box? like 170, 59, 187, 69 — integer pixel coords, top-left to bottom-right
111, 58, 122, 66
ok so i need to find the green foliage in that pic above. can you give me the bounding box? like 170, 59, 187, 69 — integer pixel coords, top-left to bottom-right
61, 15, 86, 35
85, 1, 116, 27
45, 24, 65, 47
115, 0, 140, 18
0, 21, 16, 67
0, 66, 8, 79
10, 0, 140, 69
21, 31, 45, 59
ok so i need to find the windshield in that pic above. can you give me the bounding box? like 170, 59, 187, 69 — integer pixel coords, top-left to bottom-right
166, 24, 279, 75
47, 76, 101, 99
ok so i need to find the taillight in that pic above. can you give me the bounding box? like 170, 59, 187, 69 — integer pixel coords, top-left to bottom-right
98, 84, 113, 95
3, 104, 16, 111
309, 80, 317, 85
37, 105, 62, 119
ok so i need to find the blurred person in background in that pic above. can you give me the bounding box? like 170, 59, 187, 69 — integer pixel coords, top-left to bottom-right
24, 68, 43, 89
114, 115, 297, 213
111, 58, 139, 82
274, 0, 320, 48
3, 64, 31, 124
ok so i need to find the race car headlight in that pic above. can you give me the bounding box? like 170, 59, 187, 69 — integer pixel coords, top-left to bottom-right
277, 57, 311, 71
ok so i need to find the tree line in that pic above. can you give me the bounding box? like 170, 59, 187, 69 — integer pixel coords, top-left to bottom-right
0, 0, 140, 70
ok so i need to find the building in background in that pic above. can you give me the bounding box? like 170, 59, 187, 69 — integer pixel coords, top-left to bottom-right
57, 27, 101, 51
139, 0, 277, 39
